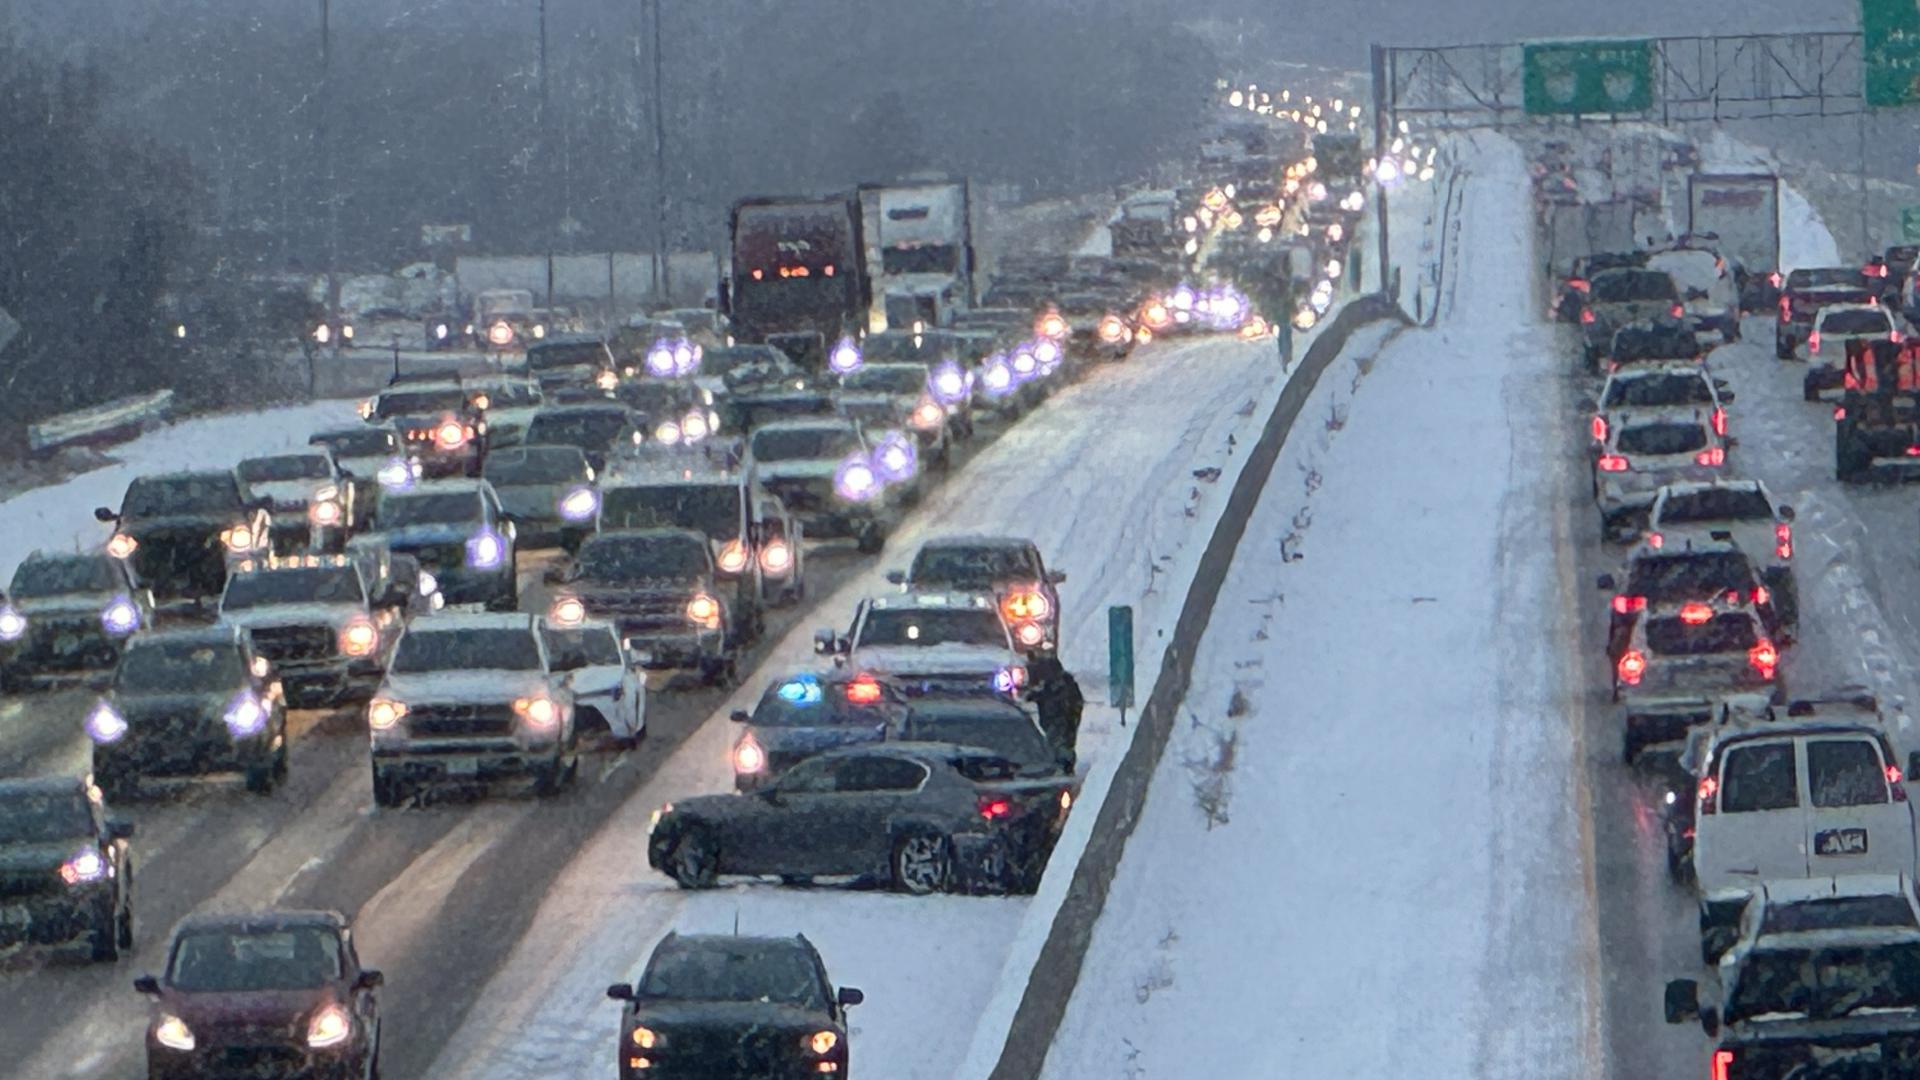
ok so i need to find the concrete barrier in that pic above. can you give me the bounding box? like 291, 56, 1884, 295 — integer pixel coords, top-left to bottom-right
26, 390, 175, 454
983, 291, 1410, 1080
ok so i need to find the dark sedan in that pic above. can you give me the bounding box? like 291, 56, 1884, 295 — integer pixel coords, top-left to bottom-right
606, 932, 861, 1080
0, 775, 135, 961
648, 742, 1073, 895
136, 909, 382, 1080
94, 470, 273, 607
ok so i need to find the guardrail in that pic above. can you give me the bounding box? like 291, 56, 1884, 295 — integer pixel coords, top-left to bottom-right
26, 390, 174, 454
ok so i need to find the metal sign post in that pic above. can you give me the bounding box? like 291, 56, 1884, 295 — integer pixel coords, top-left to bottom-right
1108, 605, 1135, 726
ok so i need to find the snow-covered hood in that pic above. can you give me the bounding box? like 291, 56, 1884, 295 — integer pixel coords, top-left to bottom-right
759, 460, 842, 482
751, 720, 888, 756
162, 986, 336, 1035
248, 479, 330, 510
851, 642, 1017, 675
112, 690, 234, 721
335, 454, 391, 480
0, 839, 90, 876
491, 484, 565, 520
632, 999, 837, 1037
378, 669, 558, 705
221, 603, 360, 633
364, 524, 482, 550
9, 594, 117, 618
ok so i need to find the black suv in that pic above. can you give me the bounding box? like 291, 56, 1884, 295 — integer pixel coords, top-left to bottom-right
95, 471, 272, 606
0, 775, 136, 962
0, 550, 152, 691
549, 528, 747, 683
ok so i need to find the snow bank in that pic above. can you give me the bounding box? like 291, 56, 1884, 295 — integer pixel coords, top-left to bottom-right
1039, 132, 1600, 1080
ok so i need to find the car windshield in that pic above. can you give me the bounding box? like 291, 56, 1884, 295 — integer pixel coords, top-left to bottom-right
10, 556, 118, 598
0, 789, 92, 844
375, 388, 466, 418
845, 366, 930, 395
859, 607, 1006, 648
114, 639, 246, 693
1626, 552, 1755, 600
1605, 373, 1713, 407
1644, 613, 1759, 656
472, 381, 543, 409
903, 709, 1056, 773
910, 545, 1038, 588
540, 627, 622, 670
122, 474, 241, 517
237, 455, 329, 483
599, 485, 741, 538
1647, 251, 1721, 292
614, 383, 691, 414
223, 567, 365, 610
527, 342, 607, 370
1592, 271, 1676, 302
390, 627, 542, 673
1823, 309, 1891, 334
579, 534, 709, 582
313, 429, 396, 456
167, 927, 342, 993
1762, 897, 1919, 936
375, 490, 479, 529
1614, 423, 1707, 456
1727, 944, 1920, 1023
1656, 489, 1773, 524
752, 426, 861, 462
525, 412, 627, 449
640, 943, 824, 1009
1610, 329, 1699, 361
483, 449, 587, 485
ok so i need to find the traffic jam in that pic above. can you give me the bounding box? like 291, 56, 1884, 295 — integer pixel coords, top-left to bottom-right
1554, 156, 1920, 1077
0, 84, 1378, 1076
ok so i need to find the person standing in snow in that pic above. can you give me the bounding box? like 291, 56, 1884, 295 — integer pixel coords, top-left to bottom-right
1025, 652, 1084, 769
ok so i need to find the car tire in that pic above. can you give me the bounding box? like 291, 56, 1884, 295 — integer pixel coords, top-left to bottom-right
1666, 839, 1695, 888
856, 524, 887, 555
668, 830, 719, 889
701, 657, 738, 688
371, 767, 408, 809
533, 751, 578, 797
1776, 337, 1793, 360
244, 757, 279, 795
95, 765, 136, 803
891, 833, 952, 896
88, 900, 121, 962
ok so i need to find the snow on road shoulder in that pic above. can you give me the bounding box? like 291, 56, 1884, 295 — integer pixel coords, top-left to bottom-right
1039, 133, 1600, 1080
425, 331, 1314, 1080
0, 401, 357, 581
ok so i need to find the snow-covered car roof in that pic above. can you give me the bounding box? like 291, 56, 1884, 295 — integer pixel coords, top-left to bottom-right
870, 591, 997, 611
403, 611, 538, 634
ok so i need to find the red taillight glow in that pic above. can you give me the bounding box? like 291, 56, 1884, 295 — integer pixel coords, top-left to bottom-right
1597, 454, 1629, 472
1810, 330, 1821, 354
1769, 271, 1782, 287
1779, 296, 1791, 321
1695, 446, 1725, 467
1670, 303, 1685, 318
1580, 308, 1595, 325
845, 675, 882, 705
1568, 278, 1589, 293
1835, 406, 1848, 421
1749, 639, 1778, 678
1753, 585, 1770, 606
1711, 408, 1726, 437
1591, 415, 1607, 442
1700, 774, 1720, 815
1775, 523, 1792, 560
1679, 602, 1712, 625
979, 796, 1013, 821
1611, 595, 1647, 615
1647, 532, 1663, 549
1895, 329, 1905, 344
1712, 1048, 1734, 1080
1617, 650, 1647, 685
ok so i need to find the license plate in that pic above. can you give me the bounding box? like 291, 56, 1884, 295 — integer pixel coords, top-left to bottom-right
628, 649, 655, 666
1815, 827, 1870, 856
444, 758, 480, 777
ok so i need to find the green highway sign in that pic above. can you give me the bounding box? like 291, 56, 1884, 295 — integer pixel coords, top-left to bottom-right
1902, 205, 1920, 243
1864, 0, 1920, 107
1108, 605, 1135, 712
1522, 40, 1655, 116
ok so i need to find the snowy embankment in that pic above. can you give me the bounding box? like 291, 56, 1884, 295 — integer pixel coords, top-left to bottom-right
1039, 133, 1601, 1079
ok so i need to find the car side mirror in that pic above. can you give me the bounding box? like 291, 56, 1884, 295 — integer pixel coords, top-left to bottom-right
1719, 390, 1736, 403
1596, 573, 1617, 591
1778, 504, 1795, 522
730, 709, 751, 723
1663, 978, 1700, 1024
1047, 570, 1067, 585
105, 819, 135, 841
1700, 1006, 1720, 1039
884, 570, 906, 585
93, 506, 117, 523
133, 974, 161, 995
836, 987, 865, 1007
606, 983, 634, 1002
354, 969, 384, 990
813, 628, 838, 655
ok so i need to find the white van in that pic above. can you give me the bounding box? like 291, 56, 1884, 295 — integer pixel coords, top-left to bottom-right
1686, 698, 1918, 961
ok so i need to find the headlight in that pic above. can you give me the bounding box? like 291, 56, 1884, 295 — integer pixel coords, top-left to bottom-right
808, 1030, 839, 1055
434, 323, 449, 340
685, 592, 721, 628
532, 324, 547, 340
221, 525, 254, 553
224, 693, 267, 737
368, 698, 407, 730
416, 570, 438, 596
1098, 315, 1127, 343
357, 398, 375, 419
834, 457, 880, 501
59, 847, 107, 886
829, 337, 863, 374
307, 1002, 352, 1048
377, 459, 414, 491
339, 620, 379, 657
550, 596, 586, 626
340, 324, 354, 341
1015, 621, 1047, 647
309, 499, 342, 526
1037, 312, 1068, 340
910, 398, 945, 430
682, 409, 710, 441
0, 607, 25, 641
644, 345, 676, 376
981, 360, 1012, 394
595, 369, 619, 391
513, 696, 559, 729
313, 324, 332, 345
435, 420, 468, 449
154, 1014, 196, 1052
85, 702, 127, 744
630, 1025, 662, 1049
489, 321, 514, 346
466, 530, 506, 569
1010, 349, 1037, 377
559, 487, 599, 521
759, 540, 793, 575
874, 434, 916, 482
654, 420, 683, 445
716, 540, 749, 575
101, 598, 140, 636
733, 733, 766, 774
932, 365, 967, 402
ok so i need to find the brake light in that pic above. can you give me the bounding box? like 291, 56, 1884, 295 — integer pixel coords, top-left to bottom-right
1710, 408, 1726, 437
1597, 454, 1629, 472
1611, 595, 1647, 615
978, 796, 1013, 821
1694, 446, 1725, 467
1768, 271, 1782, 288
1779, 295, 1790, 321
1646, 532, 1663, 549
1775, 523, 1792, 560
1679, 602, 1712, 625
1590, 415, 1607, 442
1895, 329, 1905, 344
1749, 639, 1778, 679
844, 675, 882, 705
1835, 406, 1848, 421
1567, 278, 1589, 293
1580, 308, 1595, 325
1617, 650, 1646, 685
1809, 330, 1821, 354
1753, 585, 1770, 606
1670, 303, 1685, 319
1699, 774, 1720, 816
1712, 1048, 1734, 1080
1889, 762, 1908, 797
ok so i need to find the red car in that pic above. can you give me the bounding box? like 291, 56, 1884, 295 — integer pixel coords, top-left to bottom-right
136, 909, 381, 1080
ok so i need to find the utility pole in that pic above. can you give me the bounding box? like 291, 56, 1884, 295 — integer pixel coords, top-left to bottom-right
1369, 43, 1392, 302
647, 0, 671, 303
320, 0, 337, 355
540, 0, 555, 311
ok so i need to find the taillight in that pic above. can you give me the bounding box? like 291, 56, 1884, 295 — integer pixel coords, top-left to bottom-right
1611, 595, 1647, 615
1699, 774, 1720, 816
1580, 308, 1595, 325
1809, 330, 1821, 354
435, 420, 468, 449
1694, 446, 1725, 467
1670, 303, 1685, 318
1597, 454, 1629, 472
1646, 532, 1663, 549
1590, 414, 1607, 442
1568, 278, 1589, 293
978, 795, 1013, 821
1778, 295, 1790, 321
1749, 639, 1778, 679
1712, 1048, 1734, 1080
1768, 271, 1782, 287
1775, 523, 1792, 560
1679, 602, 1712, 625
1889, 763, 1909, 803
1617, 650, 1646, 685
1753, 585, 1770, 606
1835, 406, 1848, 421
1895, 329, 1905, 344
339, 620, 378, 657
1710, 408, 1726, 437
